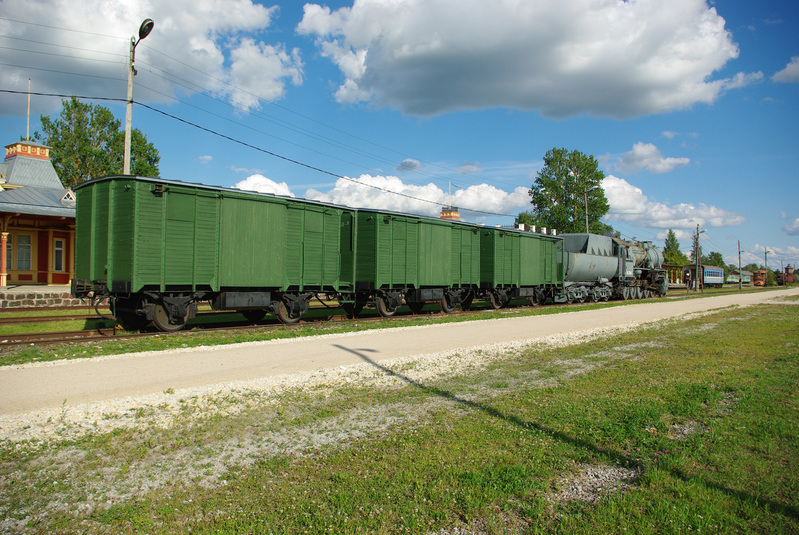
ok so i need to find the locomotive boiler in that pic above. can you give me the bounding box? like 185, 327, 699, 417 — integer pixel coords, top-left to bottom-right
560, 233, 668, 302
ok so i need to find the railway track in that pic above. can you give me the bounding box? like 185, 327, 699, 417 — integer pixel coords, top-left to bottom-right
0, 302, 470, 348
1, 290, 718, 349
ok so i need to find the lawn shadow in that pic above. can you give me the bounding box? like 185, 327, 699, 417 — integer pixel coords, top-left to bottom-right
333, 343, 799, 522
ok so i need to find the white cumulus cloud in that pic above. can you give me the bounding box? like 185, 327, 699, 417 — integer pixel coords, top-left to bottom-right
395, 159, 422, 172
0, 0, 303, 117
783, 217, 799, 236
615, 143, 691, 174
234, 174, 295, 197
773, 57, 799, 83
297, 0, 754, 118
602, 175, 745, 229
304, 174, 529, 219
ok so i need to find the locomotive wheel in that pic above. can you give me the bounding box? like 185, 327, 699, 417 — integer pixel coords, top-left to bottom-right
636, 287, 643, 299
239, 309, 267, 323
276, 298, 302, 324
590, 290, 600, 302
152, 303, 189, 332
622, 287, 630, 300
376, 295, 398, 317
440, 295, 456, 314
408, 302, 425, 315
488, 292, 503, 310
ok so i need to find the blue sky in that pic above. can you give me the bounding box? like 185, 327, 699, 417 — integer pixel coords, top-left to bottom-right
1, 0, 797, 270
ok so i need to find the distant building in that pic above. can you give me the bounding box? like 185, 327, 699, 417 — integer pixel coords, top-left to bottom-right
0, 140, 75, 286
440, 206, 460, 220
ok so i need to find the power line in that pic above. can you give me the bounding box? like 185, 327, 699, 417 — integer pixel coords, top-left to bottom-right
0, 89, 516, 217
2, 17, 521, 192
0, 17, 124, 40
135, 101, 515, 216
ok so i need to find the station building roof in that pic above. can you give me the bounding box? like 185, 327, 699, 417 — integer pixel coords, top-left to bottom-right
0, 141, 75, 218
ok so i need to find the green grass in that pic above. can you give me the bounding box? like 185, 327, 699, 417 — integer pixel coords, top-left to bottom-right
1, 303, 797, 533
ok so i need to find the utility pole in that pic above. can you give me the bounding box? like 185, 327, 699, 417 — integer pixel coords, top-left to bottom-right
765, 247, 769, 286
738, 240, 742, 291
124, 19, 154, 175
694, 224, 700, 292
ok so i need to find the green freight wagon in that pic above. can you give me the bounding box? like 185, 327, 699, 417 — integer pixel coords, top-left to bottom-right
71, 176, 354, 330
348, 209, 481, 316
479, 227, 564, 307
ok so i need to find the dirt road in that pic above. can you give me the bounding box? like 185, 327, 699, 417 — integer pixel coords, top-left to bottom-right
1, 289, 796, 416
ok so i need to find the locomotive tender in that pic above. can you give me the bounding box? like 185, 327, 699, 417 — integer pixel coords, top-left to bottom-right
71, 176, 666, 331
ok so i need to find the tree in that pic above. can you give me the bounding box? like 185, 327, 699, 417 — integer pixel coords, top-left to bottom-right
703, 251, 726, 272
34, 96, 159, 188
525, 147, 612, 235
663, 229, 691, 265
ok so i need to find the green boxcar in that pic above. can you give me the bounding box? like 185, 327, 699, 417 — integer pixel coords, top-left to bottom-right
351, 210, 481, 315
72, 176, 353, 330
479, 227, 563, 307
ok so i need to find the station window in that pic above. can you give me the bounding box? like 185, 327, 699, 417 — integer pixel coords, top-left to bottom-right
5, 239, 11, 271
16, 234, 31, 271
54, 239, 64, 272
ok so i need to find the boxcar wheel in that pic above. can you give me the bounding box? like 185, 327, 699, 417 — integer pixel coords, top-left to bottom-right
440, 295, 456, 314
461, 293, 474, 311
152, 303, 188, 332
376, 295, 398, 317
240, 309, 267, 323
276, 299, 302, 324
408, 302, 425, 315
342, 302, 365, 319
488, 292, 503, 310
116, 310, 149, 332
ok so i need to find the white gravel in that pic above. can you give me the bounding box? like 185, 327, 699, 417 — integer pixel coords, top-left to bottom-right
0, 321, 654, 445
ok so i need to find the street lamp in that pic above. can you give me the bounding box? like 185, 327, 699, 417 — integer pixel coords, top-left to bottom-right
584, 185, 599, 233
124, 18, 154, 175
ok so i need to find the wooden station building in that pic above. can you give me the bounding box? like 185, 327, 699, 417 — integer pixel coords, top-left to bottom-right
0, 140, 75, 287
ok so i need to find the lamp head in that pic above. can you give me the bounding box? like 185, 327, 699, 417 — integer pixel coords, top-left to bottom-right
138, 18, 154, 40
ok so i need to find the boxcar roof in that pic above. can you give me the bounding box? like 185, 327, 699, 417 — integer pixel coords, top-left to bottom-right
75, 175, 559, 239
74, 175, 350, 211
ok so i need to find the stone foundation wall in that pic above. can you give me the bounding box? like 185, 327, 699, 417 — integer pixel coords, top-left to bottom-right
0, 292, 89, 309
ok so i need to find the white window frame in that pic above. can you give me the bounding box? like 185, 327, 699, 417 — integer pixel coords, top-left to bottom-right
16, 234, 32, 271
54, 238, 65, 272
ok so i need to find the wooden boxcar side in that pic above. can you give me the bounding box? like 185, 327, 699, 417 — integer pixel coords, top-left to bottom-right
73, 176, 354, 329
350, 210, 482, 314
479, 227, 563, 306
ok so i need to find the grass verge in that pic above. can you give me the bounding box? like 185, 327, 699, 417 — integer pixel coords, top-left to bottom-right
1, 302, 797, 533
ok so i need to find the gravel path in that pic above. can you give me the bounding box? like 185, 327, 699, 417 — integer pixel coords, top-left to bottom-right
0, 289, 795, 440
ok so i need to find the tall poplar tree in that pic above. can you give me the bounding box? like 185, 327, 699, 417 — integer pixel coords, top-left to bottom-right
663, 229, 690, 265
34, 96, 160, 188
525, 147, 612, 235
